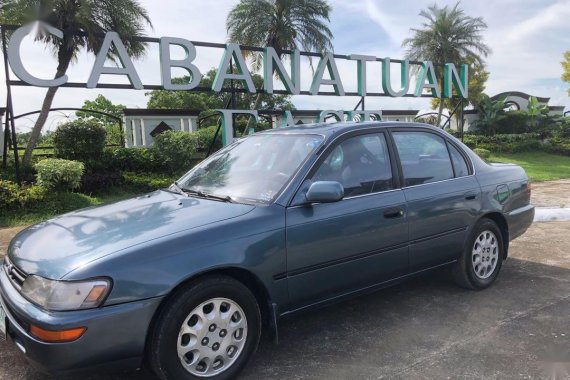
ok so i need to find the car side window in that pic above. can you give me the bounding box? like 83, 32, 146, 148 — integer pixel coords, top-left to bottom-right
312, 133, 394, 197
392, 131, 454, 186
448, 143, 470, 177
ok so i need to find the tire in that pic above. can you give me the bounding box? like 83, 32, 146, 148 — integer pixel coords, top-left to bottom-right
452, 219, 505, 290
148, 275, 261, 380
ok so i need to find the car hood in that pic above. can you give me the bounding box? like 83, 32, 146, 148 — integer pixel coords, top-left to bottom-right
8, 190, 255, 279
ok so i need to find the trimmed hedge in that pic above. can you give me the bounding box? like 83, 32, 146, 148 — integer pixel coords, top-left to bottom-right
35, 158, 85, 190
463, 133, 542, 153
544, 137, 570, 156
121, 172, 175, 192
53, 120, 107, 166
473, 148, 491, 161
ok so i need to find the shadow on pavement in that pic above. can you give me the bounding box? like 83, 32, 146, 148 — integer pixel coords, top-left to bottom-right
1, 258, 568, 380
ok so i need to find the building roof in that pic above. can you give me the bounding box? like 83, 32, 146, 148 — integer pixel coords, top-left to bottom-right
123, 108, 202, 117
490, 91, 549, 103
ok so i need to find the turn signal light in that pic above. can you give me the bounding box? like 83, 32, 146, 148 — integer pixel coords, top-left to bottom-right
29, 325, 86, 343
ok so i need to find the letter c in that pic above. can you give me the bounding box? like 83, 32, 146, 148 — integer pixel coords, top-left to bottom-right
8, 22, 68, 87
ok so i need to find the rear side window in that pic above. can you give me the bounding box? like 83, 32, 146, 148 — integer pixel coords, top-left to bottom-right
313, 133, 394, 197
448, 144, 470, 177
392, 131, 454, 186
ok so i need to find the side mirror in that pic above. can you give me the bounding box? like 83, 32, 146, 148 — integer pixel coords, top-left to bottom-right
305, 181, 344, 203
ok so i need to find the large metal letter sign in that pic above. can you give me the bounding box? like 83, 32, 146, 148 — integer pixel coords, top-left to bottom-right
87, 32, 143, 89
8, 23, 68, 87
160, 37, 202, 91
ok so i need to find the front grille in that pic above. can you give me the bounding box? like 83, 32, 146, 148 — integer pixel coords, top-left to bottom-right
3, 257, 27, 290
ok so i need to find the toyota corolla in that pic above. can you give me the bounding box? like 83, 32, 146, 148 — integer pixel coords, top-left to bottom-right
0, 122, 534, 379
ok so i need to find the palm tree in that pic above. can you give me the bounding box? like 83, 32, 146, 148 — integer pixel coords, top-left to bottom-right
1, 0, 152, 166
403, 2, 491, 126
226, 0, 333, 132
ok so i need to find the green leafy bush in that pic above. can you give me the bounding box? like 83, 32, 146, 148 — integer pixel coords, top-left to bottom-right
109, 147, 157, 172
463, 133, 541, 153
473, 148, 491, 161
35, 158, 85, 190
122, 172, 175, 192
152, 131, 201, 173
493, 111, 530, 134
0, 180, 47, 210
194, 125, 223, 153
544, 137, 570, 156
53, 120, 107, 166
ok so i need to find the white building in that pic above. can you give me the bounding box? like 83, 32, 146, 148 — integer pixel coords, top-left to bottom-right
123, 109, 200, 147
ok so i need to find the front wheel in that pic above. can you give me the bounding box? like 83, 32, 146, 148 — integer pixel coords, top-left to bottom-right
452, 219, 505, 290
148, 275, 261, 380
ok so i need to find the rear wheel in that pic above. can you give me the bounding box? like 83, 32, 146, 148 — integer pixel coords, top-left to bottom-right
149, 275, 261, 380
452, 219, 505, 290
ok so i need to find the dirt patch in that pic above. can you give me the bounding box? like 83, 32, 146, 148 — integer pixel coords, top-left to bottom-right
531, 179, 570, 208
0, 227, 24, 257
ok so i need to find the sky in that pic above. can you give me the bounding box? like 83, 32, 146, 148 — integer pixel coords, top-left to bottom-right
1, 0, 569, 133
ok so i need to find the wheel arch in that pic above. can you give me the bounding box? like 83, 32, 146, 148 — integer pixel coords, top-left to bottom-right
144, 266, 274, 358
479, 212, 509, 258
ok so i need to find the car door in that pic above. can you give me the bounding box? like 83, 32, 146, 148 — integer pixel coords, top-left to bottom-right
285, 131, 409, 310
390, 128, 481, 272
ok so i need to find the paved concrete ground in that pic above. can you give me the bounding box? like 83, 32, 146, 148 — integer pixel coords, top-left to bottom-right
0, 222, 569, 379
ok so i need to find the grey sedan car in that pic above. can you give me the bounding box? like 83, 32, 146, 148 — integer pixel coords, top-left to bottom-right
0, 122, 534, 379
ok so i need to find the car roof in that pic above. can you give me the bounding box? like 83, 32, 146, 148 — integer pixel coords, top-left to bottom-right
259, 121, 442, 139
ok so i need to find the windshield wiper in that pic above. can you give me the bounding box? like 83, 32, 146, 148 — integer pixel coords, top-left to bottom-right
168, 181, 188, 197
181, 188, 235, 203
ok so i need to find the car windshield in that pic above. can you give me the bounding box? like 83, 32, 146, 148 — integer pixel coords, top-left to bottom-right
176, 133, 324, 204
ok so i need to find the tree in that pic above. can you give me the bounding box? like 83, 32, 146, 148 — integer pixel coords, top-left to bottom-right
562, 51, 570, 97
431, 59, 489, 128
1, 0, 152, 166
146, 68, 294, 116
403, 2, 491, 126
226, 0, 333, 131
76, 95, 125, 145
472, 95, 505, 136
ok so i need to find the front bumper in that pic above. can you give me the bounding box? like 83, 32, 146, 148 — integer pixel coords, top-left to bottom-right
0, 267, 163, 375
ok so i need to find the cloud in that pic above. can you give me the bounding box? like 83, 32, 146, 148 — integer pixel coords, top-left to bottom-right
505, 0, 570, 43
1, 0, 568, 133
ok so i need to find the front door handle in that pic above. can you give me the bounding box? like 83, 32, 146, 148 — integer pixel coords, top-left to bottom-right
384, 208, 404, 219
464, 192, 477, 200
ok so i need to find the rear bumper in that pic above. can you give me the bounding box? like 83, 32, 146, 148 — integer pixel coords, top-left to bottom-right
506, 204, 535, 241
0, 268, 163, 375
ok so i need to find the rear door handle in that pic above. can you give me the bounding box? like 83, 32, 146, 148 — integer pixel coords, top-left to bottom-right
383, 208, 404, 219
464, 192, 477, 200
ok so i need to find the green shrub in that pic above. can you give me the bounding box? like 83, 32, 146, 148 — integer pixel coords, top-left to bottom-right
544, 137, 570, 156
0, 180, 47, 210
53, 120, 107, 166
80, 171, 124, 194
35, 158, 85, 190
109, 147, 157, 172
473, 148, 491, 161
122, 172, 175, 192
195, 125, 223, 153
152, 131, 200, 173
463, 133, 541, 153
494, 111, 530, 134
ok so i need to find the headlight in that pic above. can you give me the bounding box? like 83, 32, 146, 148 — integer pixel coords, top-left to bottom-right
21, 276, 111, 311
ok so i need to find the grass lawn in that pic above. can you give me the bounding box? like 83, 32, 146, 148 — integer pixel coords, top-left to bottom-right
490, 152, 570, 182
0, 188, 141, 228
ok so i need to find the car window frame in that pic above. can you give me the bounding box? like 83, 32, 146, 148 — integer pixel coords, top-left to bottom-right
386, 126, 474, 189
287, 128, 401, 206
